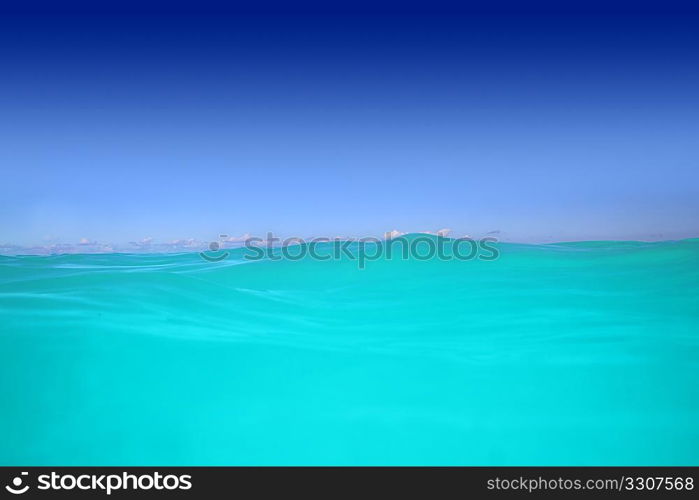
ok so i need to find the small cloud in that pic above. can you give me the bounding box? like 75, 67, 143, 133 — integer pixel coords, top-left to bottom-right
168, 238, 200, 248
420, 228, 452, 237
218, 234, 251, 248
384, 229, 405, 239
78, 238, 93, 245
128, 238, 154, 249
224, 233, 251, 243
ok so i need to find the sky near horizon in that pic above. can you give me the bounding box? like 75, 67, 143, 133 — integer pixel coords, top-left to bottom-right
1, 2, 698, 248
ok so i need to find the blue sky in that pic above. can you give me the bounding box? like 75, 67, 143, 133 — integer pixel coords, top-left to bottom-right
1, 1, 698, 248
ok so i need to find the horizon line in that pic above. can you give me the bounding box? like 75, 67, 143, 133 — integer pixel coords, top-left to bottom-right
2, 233, 698, 257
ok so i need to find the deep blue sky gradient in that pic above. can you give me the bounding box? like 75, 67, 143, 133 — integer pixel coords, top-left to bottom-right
1, 2, 698, 245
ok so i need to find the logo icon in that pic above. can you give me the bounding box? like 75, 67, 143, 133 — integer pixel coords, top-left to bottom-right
5, 472, 29, 495
199, 234, 230, 262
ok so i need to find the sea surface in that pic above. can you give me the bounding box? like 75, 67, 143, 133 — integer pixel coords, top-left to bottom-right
1, 237, 698, 465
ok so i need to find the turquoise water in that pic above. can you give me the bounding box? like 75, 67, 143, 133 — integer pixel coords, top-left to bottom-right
1, 237, 698, 465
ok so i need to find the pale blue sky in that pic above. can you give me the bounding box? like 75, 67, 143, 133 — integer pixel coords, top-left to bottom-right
1, 4, 698, 247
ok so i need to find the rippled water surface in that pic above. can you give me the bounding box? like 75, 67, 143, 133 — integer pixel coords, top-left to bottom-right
1, 239, 698, 464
